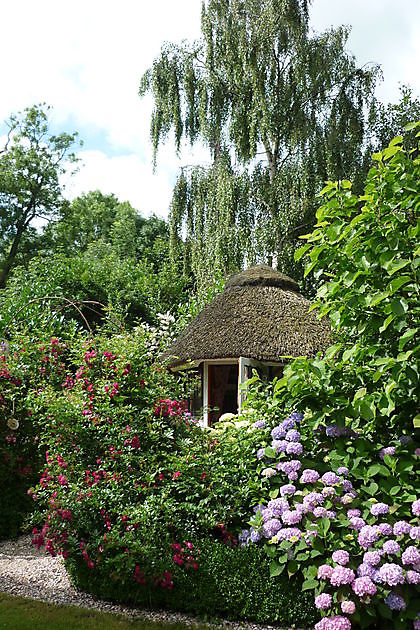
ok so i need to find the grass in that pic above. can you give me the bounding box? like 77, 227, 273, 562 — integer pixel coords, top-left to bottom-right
0, 592, 213, 630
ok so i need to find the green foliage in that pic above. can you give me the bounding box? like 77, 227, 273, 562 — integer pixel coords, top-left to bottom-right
0, 104, 80, 287
140, 0, 380, 291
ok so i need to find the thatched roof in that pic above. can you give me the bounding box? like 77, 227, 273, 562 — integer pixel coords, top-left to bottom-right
163, 265, 331, 367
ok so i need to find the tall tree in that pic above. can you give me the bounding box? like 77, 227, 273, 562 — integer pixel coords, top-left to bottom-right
140, 0, 380, 291
0, 104, 79, 288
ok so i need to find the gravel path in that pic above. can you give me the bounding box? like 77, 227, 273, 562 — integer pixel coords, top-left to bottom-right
0, 536, 279, 629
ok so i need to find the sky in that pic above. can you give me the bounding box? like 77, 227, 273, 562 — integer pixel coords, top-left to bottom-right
1, 0, 419, 219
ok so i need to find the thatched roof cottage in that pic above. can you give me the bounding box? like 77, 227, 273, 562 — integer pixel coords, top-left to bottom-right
163, 265, 331, 426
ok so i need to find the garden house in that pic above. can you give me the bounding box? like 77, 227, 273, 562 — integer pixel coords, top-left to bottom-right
163, 265, 331, 426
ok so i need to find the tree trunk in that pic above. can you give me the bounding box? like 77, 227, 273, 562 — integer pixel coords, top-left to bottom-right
0, 224, 26, 289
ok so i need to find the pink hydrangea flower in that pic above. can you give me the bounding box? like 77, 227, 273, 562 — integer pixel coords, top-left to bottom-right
315, 616, 352, 630
378, 563, 405, 586
402, 546, 420, 566
330, 566, 355, 586
318, 564, 334, 579
332, 550, 350, 566
352, 576, 377, 597
315, 593, 332, 610
412, 499, 420, 517
340, 600, 356, 614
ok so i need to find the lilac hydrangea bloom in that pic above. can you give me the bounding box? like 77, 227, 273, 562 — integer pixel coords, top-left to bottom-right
370, 502, 389, 516
352, 576, 377, 597
253, 419, 266, 429
282, 510, 302, 525
332, 550, 349, 566
379, 446, 396, 460
262, 518, 282, 538
363, 551, 381, 566
315, 616, 352, 630
281, 417, 296, 430
249, 528, 261, 543
342, 479, 353, 492
402, 546, 420, 565
238, 529, 250, 544
337, 466, 349, 476
277, 527, 301, 542
377, 522, 393, 536
303, 492, 324, 508
289, 411, 304, 423
357, 563, 376, 579
300, 469, 320, 483
326, 510, 336, 519
286, 442, 303, 456
384, 592, 406, 611
406, 570, 420, 584
382, 540, 400, 555
321, 471, 341, 485
261, 507, 275, 522
256, 448, 265, 460
271, 425, 287, 439
288, 471, 298, 481
393, 521, 412, 536
412, 499, 420, 517
280, 484, 296, 497
358, 525, 379, 549
410, 526, 420, 541
347, 509, 361, 518
315, 593, 332, 610
313, 507, 327, 518
267, 497, 289, 516
340, 601, 355, 614
285, 429, 301, 442
378, 563, 405, 586
317, 564, 334, 579
322, 486, 336, 497
330, 566, 355, 586
272, 439, 287, 453
349, 517, 366, 531
278, 460, 301, 475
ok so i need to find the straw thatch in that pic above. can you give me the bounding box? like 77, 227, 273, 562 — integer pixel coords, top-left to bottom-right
164, 265, 331, 367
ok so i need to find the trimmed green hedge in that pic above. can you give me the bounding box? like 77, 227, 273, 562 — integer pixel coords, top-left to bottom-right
65, 539, 318, 627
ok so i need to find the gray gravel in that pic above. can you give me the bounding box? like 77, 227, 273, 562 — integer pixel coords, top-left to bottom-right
0, 536, 281, 629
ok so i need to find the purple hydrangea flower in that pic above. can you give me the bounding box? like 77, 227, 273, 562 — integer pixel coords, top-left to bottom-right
393, 521, 412, 536
303, 492, 324, 508
288, 471, 298, 481
330, 566, 355, 586
317, 564, 334, 579
347, 509, 361, 518
378, 563, 405, 586
253, 419, 267, 429
271, 425, 287, 439
349, 517, 366, 531
267, 497, 289, 516
326, 510, 336, 519
379, 446, 396, 460
256, 448, 265, 460
313, 507, 327, 518
262, 518, 282, 538
363, 551, 381, 566
384, 592, 406, 611
377, 522, 393, 536
357, 563, 376, 579
382, 540, 400, 555
337, 466, 349, 476
249, 528, 261, 543
332, 550, 350, 566
406, 570, 420, 584
321, 471, 341, 485
358, 525, 379, 549
314, 593, 332, 610
315, 616, 352, 630
342, 479, 353, 492
340, 601, 355, 614
262, 467, 277, 478
289, 412, 303, 423
282, 510, 302, 525
285, 429, 301, 442
278, 460, 302, 475
272, 439, 288, 453
281, 417, 296, 430
410, 526, 420, 541
322, 486, 336, 497
412, 499, 420, 517
280, 484, 296, 497
352, 576, 377, 597
286, 442, 303, 456
277, 527, 301, 542
300, 469, 320, 483
402, 546, 420, 565
341, 493, 355, 505
261, 507, 275, 521
370, 502, 390, 516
